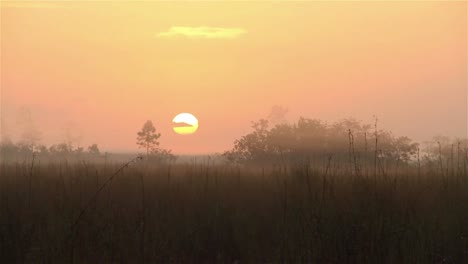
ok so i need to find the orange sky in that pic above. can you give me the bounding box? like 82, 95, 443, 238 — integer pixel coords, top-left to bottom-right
1, 1, 466, 154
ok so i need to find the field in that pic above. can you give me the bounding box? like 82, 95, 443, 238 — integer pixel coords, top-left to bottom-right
3, 0, 466, 263
1, 155, 467, 263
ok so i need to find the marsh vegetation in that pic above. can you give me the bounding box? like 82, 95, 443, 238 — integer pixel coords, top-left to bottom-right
1, 118, 467, 263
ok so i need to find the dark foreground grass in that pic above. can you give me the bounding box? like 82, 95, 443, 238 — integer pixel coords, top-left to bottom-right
1, 158, 467, 263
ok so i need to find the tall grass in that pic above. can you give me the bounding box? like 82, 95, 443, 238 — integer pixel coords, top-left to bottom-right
1, 155, 467, 263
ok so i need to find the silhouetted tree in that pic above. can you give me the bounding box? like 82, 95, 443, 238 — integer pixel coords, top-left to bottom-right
137, 120, 161, 156
150, 148, 177, 162
87, 144, 100, 155
0, 137, 17, 160
223, 119, 270, 163
49, 143, 72, 156
422, 136, 468, 174
224, 117, 419, 165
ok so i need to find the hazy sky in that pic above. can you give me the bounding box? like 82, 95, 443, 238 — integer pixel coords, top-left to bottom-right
1, 1, 466, 154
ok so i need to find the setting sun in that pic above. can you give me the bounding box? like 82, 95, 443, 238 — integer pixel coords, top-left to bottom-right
172, 113, 199, 135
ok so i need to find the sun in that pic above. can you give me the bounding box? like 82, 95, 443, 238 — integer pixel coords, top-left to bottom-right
172, 113, 199, 135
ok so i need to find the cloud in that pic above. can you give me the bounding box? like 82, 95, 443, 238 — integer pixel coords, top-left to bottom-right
157, 26, 246, 39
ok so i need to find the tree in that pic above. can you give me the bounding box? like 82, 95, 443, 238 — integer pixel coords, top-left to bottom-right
150, 148, 177, 162
0, 136, 18, 160
224, 117, 419, 165
87, 144, 100, 155
223, 119, 271, 163
49, 143, 72, 156
137, 120, 161, 156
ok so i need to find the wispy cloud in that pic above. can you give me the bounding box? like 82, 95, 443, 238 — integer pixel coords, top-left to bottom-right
157, 26, 246, 39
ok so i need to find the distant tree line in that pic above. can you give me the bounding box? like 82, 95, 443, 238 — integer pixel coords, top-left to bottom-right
223, 117, 467, 171
0, 119, 177, 163
0, 137, 102, 161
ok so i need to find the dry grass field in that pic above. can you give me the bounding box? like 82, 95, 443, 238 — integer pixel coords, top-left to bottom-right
1, 155, 467, 263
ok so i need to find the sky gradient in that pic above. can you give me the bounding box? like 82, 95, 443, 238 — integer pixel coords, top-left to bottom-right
1, 1, 466, 154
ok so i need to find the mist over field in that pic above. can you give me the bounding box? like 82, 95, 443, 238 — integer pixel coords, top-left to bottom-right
1, 1, 466, 153
1, 0, 467, 263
